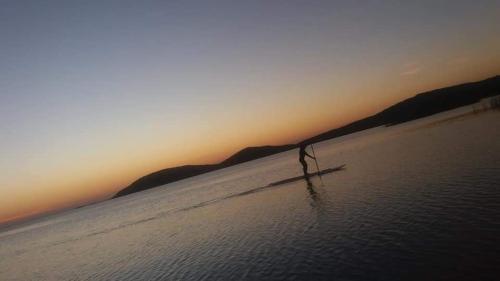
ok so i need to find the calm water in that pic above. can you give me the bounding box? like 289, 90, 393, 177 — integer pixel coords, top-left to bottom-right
1, 108, 499, 281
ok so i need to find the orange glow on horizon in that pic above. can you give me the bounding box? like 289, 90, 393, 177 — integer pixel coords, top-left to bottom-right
2, 68, 500, 225
2, 0, 500, 226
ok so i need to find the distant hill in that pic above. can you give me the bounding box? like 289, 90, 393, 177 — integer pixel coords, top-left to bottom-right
114, 164, 218, 197
113, 145, 296, 198
114, 75, 500, 198
220, 145, 296, 166
300, 75, 500, 145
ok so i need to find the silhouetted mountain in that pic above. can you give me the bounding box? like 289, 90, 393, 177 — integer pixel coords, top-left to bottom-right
113, 145, 295, 198
114, 75, 500, 198
300, 75, 500, 145
114, 165, 219, 197
221, 145, 296, 166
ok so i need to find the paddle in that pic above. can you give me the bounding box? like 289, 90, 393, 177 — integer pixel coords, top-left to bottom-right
310, 144, 324, 186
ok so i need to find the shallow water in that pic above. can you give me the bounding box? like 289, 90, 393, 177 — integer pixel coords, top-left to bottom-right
1, 108, 499, 281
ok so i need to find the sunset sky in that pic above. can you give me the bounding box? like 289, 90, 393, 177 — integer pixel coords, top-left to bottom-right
1, 1, 499, 223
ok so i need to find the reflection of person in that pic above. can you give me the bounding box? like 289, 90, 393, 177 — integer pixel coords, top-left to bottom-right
299, 144, 316, 182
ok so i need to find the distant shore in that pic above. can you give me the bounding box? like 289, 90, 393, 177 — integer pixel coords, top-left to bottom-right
114, 75, 500, 198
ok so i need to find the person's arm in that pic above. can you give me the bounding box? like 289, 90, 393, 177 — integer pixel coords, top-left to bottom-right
305, 151, 315, 159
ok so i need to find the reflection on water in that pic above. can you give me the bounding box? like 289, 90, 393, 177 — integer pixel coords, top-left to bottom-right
1, 108, 499, 281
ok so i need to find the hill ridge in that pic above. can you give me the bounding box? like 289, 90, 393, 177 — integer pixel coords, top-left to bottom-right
114, 75, 500, 198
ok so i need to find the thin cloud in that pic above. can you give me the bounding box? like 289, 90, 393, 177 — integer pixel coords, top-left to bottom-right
400, 63, 423, 76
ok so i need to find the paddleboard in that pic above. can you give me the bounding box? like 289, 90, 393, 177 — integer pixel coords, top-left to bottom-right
268, 164, 346, 186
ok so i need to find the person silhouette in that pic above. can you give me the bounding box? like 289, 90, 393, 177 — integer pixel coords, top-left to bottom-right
299, 144, 316, 184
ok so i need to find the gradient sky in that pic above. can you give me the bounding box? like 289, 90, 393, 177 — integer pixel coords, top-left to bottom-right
1, 0, 499, 223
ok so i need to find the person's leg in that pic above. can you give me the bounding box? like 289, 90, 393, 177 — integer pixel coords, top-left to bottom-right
300, 158, 312, 185
301, 160, 308, 177
303, 166, 312, 186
